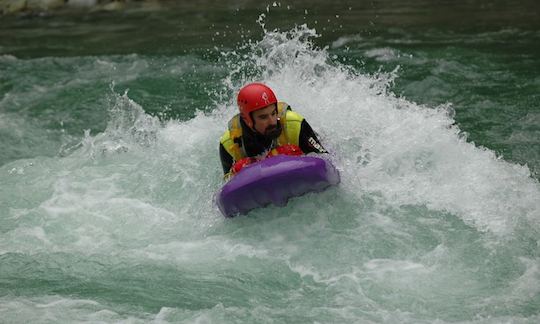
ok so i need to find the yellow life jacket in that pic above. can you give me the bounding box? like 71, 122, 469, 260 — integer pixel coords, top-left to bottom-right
220, 102, 304, 162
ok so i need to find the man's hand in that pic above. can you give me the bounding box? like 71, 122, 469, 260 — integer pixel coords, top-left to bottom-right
267, 144, 304, 157
231, 157, 256, 174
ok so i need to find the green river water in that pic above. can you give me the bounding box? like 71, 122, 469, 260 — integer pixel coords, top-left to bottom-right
1, 1, 539, 323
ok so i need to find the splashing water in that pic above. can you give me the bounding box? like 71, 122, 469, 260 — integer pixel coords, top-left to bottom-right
1, 25, 539, 323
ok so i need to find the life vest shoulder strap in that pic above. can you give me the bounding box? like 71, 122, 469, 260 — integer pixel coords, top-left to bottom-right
220, 114, 244, 161
277, 103, 304, 146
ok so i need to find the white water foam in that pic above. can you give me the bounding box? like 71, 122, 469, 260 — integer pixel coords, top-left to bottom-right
0, 296, 150, 323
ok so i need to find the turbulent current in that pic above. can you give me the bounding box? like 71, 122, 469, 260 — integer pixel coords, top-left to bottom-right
1, 3, 540, 323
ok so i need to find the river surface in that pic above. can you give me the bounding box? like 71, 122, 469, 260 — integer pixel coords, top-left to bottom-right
1, 1, 539, 323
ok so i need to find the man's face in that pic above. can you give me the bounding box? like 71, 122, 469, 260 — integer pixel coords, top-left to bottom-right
252, 104, 280, 137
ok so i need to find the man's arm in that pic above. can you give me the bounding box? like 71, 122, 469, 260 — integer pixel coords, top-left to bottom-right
219, 143, 234, 174
298, 119, 328, 154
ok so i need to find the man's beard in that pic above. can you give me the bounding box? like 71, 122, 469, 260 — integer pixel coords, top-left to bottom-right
262, 122, 282, 139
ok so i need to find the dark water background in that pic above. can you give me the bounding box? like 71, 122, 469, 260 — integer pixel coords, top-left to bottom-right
1, 1, 539, 323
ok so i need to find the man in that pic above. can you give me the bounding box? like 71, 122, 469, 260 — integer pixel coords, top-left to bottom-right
219, 82, 327, 177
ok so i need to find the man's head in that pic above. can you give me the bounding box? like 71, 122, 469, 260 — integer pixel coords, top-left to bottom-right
237, 83, 280, 137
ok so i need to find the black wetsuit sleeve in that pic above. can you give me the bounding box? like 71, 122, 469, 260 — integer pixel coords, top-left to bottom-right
219, 143, 234, 174
298, 119, 328, 154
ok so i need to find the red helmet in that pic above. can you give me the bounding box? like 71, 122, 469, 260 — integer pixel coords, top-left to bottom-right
237, 83, 278, 127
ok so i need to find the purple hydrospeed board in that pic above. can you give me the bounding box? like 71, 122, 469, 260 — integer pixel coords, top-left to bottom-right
217, 155, 340, 217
